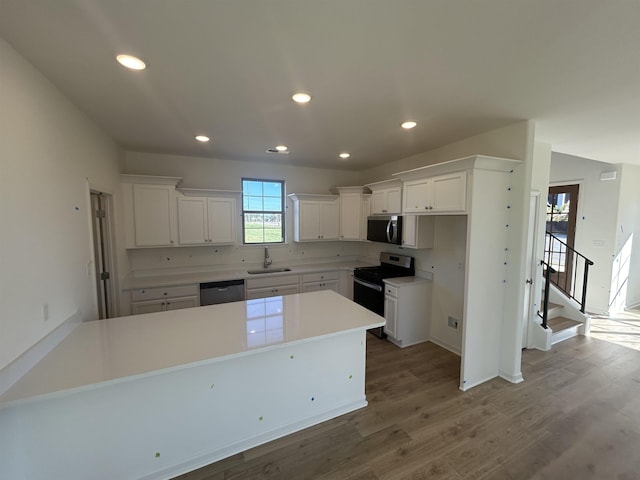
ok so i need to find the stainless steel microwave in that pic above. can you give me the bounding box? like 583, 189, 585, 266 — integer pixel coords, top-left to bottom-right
366, 215, 403, 245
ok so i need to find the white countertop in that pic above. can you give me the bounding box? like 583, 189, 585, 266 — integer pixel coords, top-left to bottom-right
123, 260, 373, 290
383, 276, 432, 287
0, 291, 384, 407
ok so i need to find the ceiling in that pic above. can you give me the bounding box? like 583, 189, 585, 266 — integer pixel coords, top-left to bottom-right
2, 0, 639, 171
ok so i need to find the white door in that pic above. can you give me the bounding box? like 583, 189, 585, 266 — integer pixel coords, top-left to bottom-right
522, 192, 541, 348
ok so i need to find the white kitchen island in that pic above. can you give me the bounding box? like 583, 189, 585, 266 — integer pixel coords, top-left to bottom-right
0, 291, 384, 480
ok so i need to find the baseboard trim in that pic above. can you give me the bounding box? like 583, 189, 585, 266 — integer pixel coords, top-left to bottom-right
141, 399, 368, 480
500, 370, 524, 384
0, 310, 81, 396
429, 337, 461, 356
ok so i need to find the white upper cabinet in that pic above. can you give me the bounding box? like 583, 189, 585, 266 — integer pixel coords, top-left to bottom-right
365, 179, 402, 215
288, 194, 339, 242
401, 215, 435, 249
177, 197, 207, 244
177, 189, 238, 245
121, 175, 182, 248
403, 171, 467, 214
335, 186, 370, 241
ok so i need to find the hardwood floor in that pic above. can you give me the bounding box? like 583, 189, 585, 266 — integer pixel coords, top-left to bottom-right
174, 333, 640, 480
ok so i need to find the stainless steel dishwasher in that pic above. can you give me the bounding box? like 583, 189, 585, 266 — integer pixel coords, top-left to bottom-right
200, 279, 245, 305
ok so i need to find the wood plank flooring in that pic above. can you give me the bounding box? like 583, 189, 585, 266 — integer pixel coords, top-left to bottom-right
174, 333, 640, 480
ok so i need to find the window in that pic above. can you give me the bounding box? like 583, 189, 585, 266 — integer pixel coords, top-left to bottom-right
242, 178, 285, 244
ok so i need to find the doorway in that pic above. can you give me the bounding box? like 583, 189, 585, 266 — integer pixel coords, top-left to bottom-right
546, 184, 579, 290
90, 191, 117, 319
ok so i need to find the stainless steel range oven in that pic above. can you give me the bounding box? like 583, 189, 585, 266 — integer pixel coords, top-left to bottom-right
353, 252, 415, 338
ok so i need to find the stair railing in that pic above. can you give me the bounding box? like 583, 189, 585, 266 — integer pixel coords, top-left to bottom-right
543, 231, 594, 313
538, 261, 555, 329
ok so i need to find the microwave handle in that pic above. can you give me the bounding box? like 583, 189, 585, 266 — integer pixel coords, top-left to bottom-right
386, 220, 392, 242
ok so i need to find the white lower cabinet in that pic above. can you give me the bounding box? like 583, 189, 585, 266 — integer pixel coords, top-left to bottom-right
301, 271, 339, 293
383, 278, 432, 348
245, 274, 301, 299
130, 284, 199, 315
339, 269, 354, 300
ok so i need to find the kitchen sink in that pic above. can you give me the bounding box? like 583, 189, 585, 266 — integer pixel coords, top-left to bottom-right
247, 267, 292, 275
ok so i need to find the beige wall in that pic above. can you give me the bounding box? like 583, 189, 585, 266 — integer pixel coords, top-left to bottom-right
0, 39, 124, 371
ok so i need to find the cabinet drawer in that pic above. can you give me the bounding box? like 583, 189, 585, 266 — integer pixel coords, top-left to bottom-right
245, 274, 300, 289
302, 271, 339, 283
131, 284, 198, 301
384, 284, 398, 298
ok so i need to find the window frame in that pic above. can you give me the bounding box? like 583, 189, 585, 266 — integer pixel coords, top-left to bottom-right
241, 177, 286, 245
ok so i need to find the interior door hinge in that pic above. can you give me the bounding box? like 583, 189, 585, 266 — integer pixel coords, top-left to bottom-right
95, 209, 106, 218
100, 271, 111, 280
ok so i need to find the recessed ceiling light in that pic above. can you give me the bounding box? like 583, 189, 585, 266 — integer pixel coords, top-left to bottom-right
195, 135, 210, 142
339, 153, 350, 159
292, 92, 312, 104
266, 147, 290, 154
116, 54, 146, 70
401, 121, 417, 129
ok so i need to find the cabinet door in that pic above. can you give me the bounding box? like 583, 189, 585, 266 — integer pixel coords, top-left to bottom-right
247, 285, 300, 299
403, 180, 430, 213
133, 184, 175, 246
208, 197, 236, 244
339, 193, 361, 240
361, 196, 371, 241
371, 191, 387, 214
131, 299, 166, 315
320, 201, 339, 240
384, 295, 398, 338
298, 201, 322, 240
431, 172, 466, 212
386, 187, 402, 214
401, 215, 418, 248
302, 280, 339, 293
165, 296, 199, 311
339, 270, 354, 299
177, 197, 208, 245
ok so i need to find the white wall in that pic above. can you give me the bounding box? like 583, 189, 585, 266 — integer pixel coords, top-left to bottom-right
124, 151, 363, 193
0, 39, 123, 371
613, 164, 640, 309
360, 121, 531, 183
549, 152, 622, 314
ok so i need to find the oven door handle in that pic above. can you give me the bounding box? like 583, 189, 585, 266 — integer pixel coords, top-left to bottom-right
354, 277, 383, 292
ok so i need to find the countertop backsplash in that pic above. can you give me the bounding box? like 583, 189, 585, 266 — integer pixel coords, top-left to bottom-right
128, 241, 362, 277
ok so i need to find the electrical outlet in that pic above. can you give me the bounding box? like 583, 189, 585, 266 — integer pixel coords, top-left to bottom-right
448, 316, 458, 329
43, 303, 49, 322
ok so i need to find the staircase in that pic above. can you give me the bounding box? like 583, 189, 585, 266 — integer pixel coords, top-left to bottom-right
546, 301, 584, 346
526, 232, 594, 351
528, 285, 591, 351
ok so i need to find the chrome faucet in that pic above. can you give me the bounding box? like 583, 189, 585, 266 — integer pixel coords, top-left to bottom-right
264, 246, 272, 269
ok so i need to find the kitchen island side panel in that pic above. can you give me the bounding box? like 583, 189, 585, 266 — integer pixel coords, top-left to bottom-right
0, 330, 367, 480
